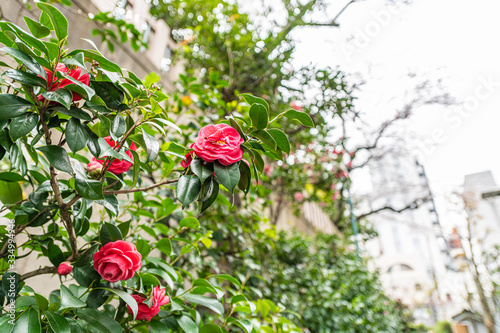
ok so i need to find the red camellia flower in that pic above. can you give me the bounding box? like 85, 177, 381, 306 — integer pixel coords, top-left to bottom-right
93, 240, 142, 283
88, 136, 137, 175
38, 63, 90, 102
191, 124, 243, 166
127, 285, 170, 321
181, 152, 193, 169
57, 262, 73, 276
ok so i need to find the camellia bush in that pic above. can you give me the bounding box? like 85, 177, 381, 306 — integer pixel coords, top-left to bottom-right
0, 4, 313, 332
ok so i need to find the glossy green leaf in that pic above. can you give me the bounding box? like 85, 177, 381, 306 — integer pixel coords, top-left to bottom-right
142, 129, 159, 163
111, 114, 126, 138
4, 69, 46, 87
0, 94, 33, 119
9, 112, 38, 141
239, 93, 269, 111
252, 129, 276, 150
190, 158, 213, 184
50, 106, 92, 121
200, 324, 223, 333
66, 118, 88, 154
59, 72, 95, 100
99, 288, 138, 320
23, 17, 51, 38
249, 103, 268, 130
47, 243, 65, 267
214, 161, 240, 194
59, 285, 86, 310
267, 128, 290, 155
75, 308, 122, 333
176, 315, 198, 333
130, 149, 140, 188
156, 238, 173, 257
37, 145, 74, 174
179, 217, 200, 229
183, 294, 224, 316
176, 175, 201, 206
75, 178, 103, 200
91, 81, 124, 109
238, 160, 251, 194
83, 126, 101, 157
41, 89, 72, 110
227, 318, 252, 333
100, 222, 123, 244
1, 47, 45, 78
12, 307, 40, 333
45, 311, 70, 333
281, 109, 314, 127
37, 3, 68, 41
199, 176, 219, 214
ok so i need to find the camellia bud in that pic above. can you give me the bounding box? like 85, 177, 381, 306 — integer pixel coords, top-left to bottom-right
87, 160, 103, 179
58, 262, 73, 276
181, 95, 192, 106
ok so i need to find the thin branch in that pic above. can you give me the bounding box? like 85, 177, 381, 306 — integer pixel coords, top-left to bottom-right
356, 195, 431, 221
20, 266, 57, 281
103, 179, 178, 196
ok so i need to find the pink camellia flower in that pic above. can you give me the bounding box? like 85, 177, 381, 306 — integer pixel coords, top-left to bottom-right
127, 285, 170, 321
88, 136, 137, 175
289, 101, 303, 111
87, 160, 103, 179
57, 262, 73, 276
191, 124, 243, 166
263, 165, 273, 177
93, 240, 142, 283
181, 153, 193, 169
38, 63, 90, 102
294, 192, 304, 201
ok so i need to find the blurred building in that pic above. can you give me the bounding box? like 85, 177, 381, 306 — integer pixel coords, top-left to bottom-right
362, 153, 464, 326
0, 0, 180, 90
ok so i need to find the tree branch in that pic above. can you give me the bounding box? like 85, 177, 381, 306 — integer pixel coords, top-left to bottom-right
103, 179, 178, 196
356, 195, 431, 221
20, 266, 57, 281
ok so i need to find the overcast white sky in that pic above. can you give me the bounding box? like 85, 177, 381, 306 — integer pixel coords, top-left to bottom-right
288, 0, 500, 224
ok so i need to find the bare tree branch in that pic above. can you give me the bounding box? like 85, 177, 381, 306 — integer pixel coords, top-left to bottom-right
356, 195, 431, 221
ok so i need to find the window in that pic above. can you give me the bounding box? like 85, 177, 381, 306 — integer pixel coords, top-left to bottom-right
114, 0, 128, 20
160, 46, 173, 73
140, 22, 151, 52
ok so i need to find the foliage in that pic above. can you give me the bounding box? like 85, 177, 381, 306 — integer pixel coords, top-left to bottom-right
0, 5, 313, 332
434, 321, 453, 333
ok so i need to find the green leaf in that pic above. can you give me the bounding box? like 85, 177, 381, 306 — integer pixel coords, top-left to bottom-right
200, 324, 223, 333
140, 273, 161, 287
1, 47, 45, 78
136, 239, 150, 257
144, 72, 160, 88
111, 115, 126, 139
41, 89, 72, 110
23, 17, 51, 38
12, 307, 40, 333
0, 316, 13, 333
281, 109, 314, 127
199, 176, 219, 214
0, 172, 25, 182
37, 3, 68, 41
183, 294, 224, 316
252, 130, 276, 150
0, 181, 22, 205
4, 69, 46, 87
66, 118, 88, 154
83, 126, 101, 157
59, 72, 95, 100
142, 129, 159, 163
34, 293, 48, 312
59, 285, 86, 310
176, 315, 198, 333
156, 238, 173, 257
176, 175, 201, 206
238, 161, 251, 194
75, 308, 122, 333
267, 128, 290, 155
239, 93, 269, 112
9, 112, 38, 141
91, 81, 124, 109
75, 178, 103, 200
45, 311, 70, 333
130, 149, 140, 188
100, 222, 123, 244
249, 103, 268, 130
73, 265, 100, 287
227, 318, 252, 333
75, 50, 122, 74
214, 161, 240, 194
190, 159, 213, 184
48, 243, 65, 267
50, 106, 92, 121
97, 138, 132, 163
179, 217, 199, 229
95, 195, 119, 216
37, 145, 74, 174
155, 118, 182, 135
99, 288, 138, 320
213, 274, 242, 289
0, 94, 33, 119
